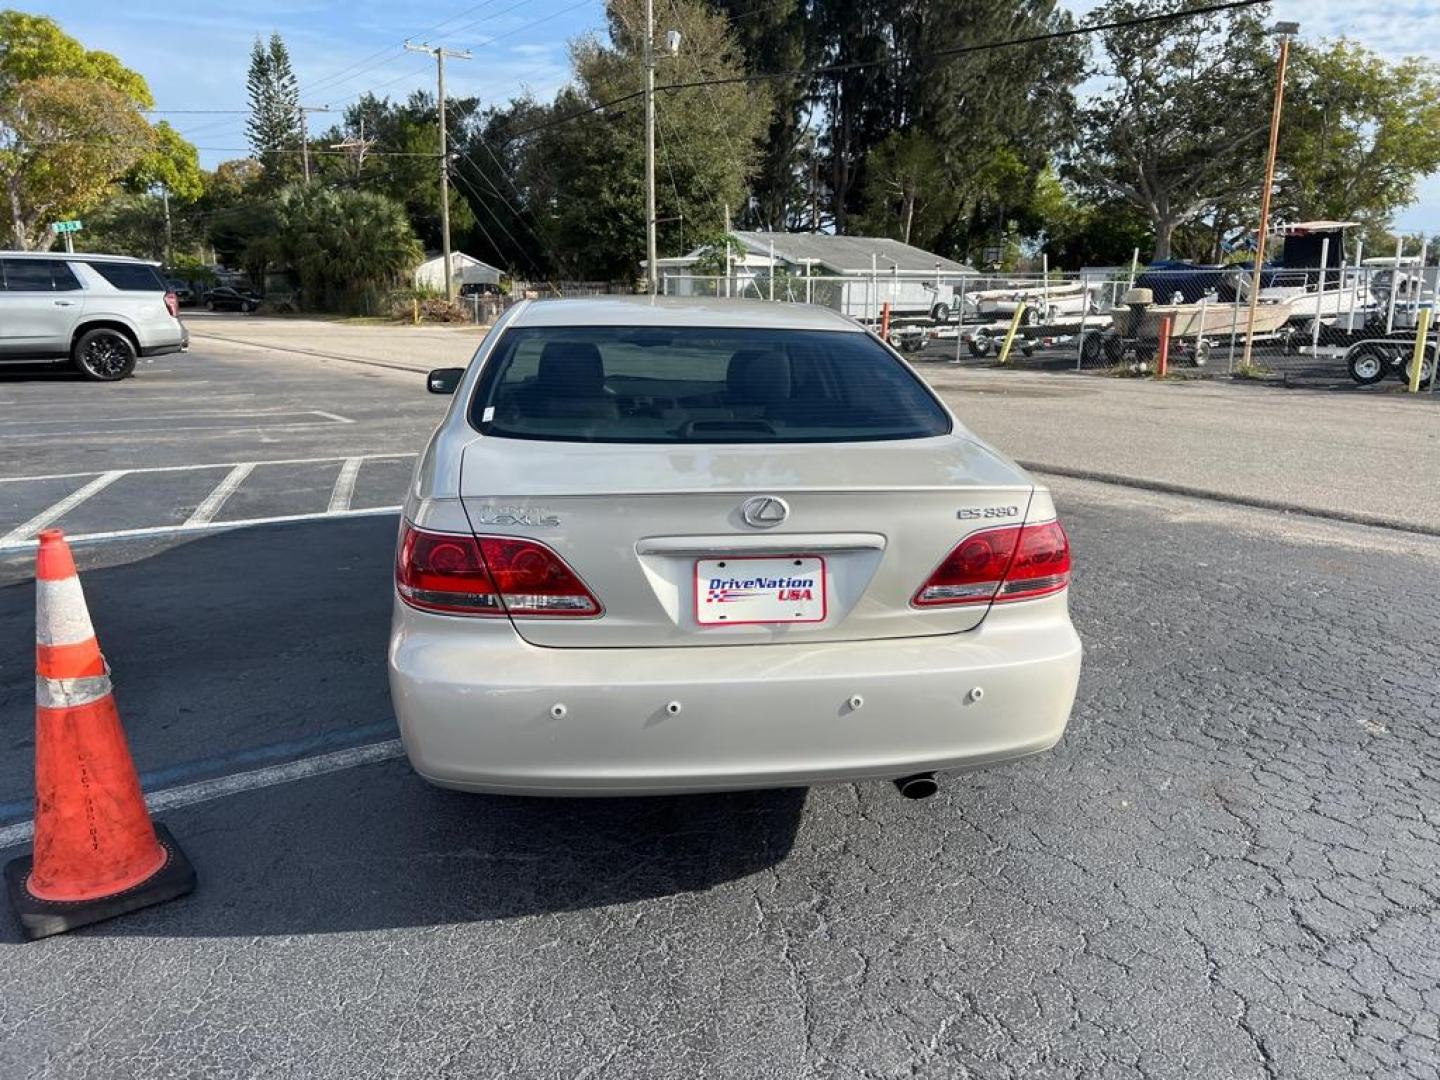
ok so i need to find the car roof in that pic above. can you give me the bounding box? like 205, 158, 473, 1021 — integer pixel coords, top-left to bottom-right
0, 250, 160, 267
508, 296, 864, 332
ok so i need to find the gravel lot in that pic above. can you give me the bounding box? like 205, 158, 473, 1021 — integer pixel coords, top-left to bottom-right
1, 319, 1437, 1079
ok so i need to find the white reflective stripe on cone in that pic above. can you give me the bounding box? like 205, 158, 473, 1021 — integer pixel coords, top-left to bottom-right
35, 575, 96, 646
36, 672, 114, 709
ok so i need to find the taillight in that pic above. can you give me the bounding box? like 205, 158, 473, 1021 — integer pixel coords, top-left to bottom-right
396, 523, 600, 617
164, 291, 179, 318
912, 520, 1071, 607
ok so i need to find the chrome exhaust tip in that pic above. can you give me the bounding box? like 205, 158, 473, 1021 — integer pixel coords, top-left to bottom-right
893, 772, 938, 800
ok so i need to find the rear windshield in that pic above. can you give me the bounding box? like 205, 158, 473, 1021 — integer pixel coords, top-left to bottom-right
469, 326, 951, 443
88, 262, 168, 291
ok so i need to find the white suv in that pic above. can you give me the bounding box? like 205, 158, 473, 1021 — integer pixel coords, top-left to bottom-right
0, 252, 189, 381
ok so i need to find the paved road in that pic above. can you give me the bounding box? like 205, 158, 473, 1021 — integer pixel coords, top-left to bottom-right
2, 481, 1438, 1079
0, 327, 444, 549
191, 313, 1440, 535
2, 326, 1439, 1078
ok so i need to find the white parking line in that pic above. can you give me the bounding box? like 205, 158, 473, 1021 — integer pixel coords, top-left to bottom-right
0, 505, 402, 554
0, 453, 416, 485
0, 419, 349, 440
0, 471, 126, 546
328, 457, 364, 512
0, 410, 324, 427
185, 463, 256, 526
0, 739, 406, 850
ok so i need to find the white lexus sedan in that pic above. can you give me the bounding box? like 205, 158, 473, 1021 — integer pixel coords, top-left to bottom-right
389, 297, 1081, 799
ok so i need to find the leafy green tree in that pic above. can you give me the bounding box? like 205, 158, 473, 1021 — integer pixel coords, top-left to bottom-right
316, 92, 476, 254
240, 186, 422, 311
1067, 0, 1273, 260
708, 0, 811, 230
2, 75, 153, 249
0, 11, 192, 249
854, 131, 945, 244
245, 33, 300, 185
1278, 41, 1440, 233
124, 120, 203, 202
485, 0, 769, 280
0, 11, 150, 100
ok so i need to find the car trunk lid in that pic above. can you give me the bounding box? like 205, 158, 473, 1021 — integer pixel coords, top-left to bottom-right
459, 434, 1035, 648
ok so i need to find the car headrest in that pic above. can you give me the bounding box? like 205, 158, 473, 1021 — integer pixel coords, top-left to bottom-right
727, 350, 791, 405
538, 342, 605, 395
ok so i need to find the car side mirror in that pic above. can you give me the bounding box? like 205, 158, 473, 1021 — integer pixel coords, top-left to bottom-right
427, 367, 464, 395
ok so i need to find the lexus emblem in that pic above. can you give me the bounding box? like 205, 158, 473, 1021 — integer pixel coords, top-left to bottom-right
741, 496, 789, 529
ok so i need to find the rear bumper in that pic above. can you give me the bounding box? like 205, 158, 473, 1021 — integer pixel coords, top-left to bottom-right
139, 323, 188, 357
139, 342, 186, 357
388, 594, 1082, 796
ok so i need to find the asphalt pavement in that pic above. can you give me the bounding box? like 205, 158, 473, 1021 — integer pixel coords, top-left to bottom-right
0, 317, 444, 549
1, 319, 1438, 1079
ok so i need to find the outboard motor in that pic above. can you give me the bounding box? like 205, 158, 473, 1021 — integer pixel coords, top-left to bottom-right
1116, 287, 1154, 338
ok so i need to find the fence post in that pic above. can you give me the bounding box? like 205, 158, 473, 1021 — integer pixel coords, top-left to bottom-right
1156, 315, 1172, 378
1386, 237, 1402, 333
996, 303, 1026, 366
1227, 297, 1240, 373
1194, 297, 1207, 365
1076, 273, 1090, 371
955, 275, 967, 365
1312, 236, 1329, 355
412, 297, 419, 325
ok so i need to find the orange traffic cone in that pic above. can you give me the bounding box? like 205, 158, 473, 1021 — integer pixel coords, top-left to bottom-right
4, 529, 194, 940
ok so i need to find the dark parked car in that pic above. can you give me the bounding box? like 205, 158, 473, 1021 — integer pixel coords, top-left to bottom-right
204, 286, 260, 313
166, 279, 196, 306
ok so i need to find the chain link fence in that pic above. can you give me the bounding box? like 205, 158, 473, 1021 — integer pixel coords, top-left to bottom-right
657, 262, 1440, 392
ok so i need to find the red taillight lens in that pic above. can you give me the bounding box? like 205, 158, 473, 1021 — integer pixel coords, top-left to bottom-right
164, 291, 179, 318
912, 520, 1071, 607
397, 525, 503, 615
396, 524, 600, 617
476, 536, 601, 615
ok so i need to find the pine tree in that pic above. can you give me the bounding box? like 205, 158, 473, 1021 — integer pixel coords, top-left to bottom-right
245, 33, 300, 184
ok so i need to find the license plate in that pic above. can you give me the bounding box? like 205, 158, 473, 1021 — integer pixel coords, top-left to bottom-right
695, 556, 826, 626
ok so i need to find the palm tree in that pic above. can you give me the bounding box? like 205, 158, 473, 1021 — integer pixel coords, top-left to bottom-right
262, 185, 421, 311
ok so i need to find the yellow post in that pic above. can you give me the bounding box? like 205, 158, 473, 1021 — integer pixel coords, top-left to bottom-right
1408, 307, 1432, 393
412, 298, 420, 326
996, 303, 1027, 366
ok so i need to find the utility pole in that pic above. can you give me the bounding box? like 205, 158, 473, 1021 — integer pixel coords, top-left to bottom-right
161, 187, 173, 266
644, 0, 658, 295
331, 118, 374, 179
407, 41, 471, 301
298, 105, 332, 184
1240, 21, 1299, 370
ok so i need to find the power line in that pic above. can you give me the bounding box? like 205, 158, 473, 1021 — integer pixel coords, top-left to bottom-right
300, 0, 508, 98
500, 0, 1272, 143
31, 142, 441, 157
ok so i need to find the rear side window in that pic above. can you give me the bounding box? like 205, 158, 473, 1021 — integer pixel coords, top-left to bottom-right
1, 259, 80, 291
89, 262, 167, 291
470, 325, 951, 443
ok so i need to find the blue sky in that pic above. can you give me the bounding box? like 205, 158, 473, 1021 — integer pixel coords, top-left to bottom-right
37, 0, 1440, 231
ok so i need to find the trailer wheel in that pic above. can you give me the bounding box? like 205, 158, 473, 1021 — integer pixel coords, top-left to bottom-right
1103, 334, 1125, 364
1080, 332, 1106, 366
1347, 343, 1389, 386
930, 303, 950, 324
968, 331, 993, 358
1022, 306, 1042, 327
1402, 346, 1436, 386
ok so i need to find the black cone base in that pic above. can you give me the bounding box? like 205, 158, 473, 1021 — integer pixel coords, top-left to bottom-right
5, 824, 196, 941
